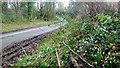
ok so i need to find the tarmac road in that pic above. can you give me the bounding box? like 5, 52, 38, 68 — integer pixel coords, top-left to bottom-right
0, 17, 68, 49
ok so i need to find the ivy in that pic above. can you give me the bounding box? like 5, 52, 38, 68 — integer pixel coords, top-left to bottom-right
15, 14, 120, 67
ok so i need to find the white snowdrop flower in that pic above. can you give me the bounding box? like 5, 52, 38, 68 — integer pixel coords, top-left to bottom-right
85, 41, 87, 43
100, 27, 103, 30
94, 62, 97, 64
66, 51, 69, 53
94, 47, 97, 49
47, 47, 50, 50
91, 38, 93, 41
94, 55, 97, 57
108, 52, 111, 55
80, 47, 82, 49
95, 40, 97, 43
106, 31, 108, 33
103, 29, 105, 31
62, 61, 63, 64
19, 58, 22, 60
114, 60, 116, 62
110, 61, 112, 63
104, 27, 106, 29
40, 55, 43, 57
103, 52, 105, 54
38, 55, 41, 57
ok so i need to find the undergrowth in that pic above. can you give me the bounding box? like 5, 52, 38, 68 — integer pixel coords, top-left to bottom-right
15, 14, 120, 68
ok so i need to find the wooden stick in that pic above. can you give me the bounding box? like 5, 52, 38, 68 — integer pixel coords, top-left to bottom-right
63, 41, 94, 67
21, 46, 28, 56
56, 48, 61, 68
42, 55, 50, 63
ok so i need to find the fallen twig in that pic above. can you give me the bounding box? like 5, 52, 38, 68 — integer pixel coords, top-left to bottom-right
80, 43, 92, 56
42, 55, 50, 63
21, 46, 28, 56
56, 48, 61, 68
63, 41, 94, 67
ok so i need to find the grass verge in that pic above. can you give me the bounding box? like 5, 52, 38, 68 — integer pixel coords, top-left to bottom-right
1, 18, 60, 32
15, 16, 77, 67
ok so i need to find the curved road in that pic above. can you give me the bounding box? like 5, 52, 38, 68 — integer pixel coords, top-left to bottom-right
0, 17, 68, 49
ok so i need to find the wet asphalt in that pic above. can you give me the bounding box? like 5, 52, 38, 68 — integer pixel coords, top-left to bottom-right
0, 17, 68, 49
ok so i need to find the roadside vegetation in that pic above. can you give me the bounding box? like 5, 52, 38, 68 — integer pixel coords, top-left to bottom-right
1, 1, 120, 68
16, 14, 120, 67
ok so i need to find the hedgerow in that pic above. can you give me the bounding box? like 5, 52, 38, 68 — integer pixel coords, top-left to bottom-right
15, 14, 120, 68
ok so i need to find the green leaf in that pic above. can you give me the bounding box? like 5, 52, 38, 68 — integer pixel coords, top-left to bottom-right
115, 47, 120, 50
57, 44, 61, 47
114, 18, 119, 22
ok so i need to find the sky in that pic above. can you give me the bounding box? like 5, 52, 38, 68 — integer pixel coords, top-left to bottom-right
58, 0, 70, 7
34, 0, 70, 9
7, 0, 120, 9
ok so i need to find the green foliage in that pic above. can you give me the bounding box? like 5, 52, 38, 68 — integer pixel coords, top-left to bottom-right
77, 15, 119, 67
2, 12, 17, 23
28, 2, 35, 20
2, 2, 56, 23
0, 13, 2, 22
96, 14, 120, 25
15, 14, 120, 67
37, 2, 55, 21
48, 17, 59, 22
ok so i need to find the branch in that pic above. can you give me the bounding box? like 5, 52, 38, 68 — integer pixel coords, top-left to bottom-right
55, 48, 61, 68
42, 55, 50, 63
80, 43, 92, 56
21, 46, 28, 56
63, 41, 94, 67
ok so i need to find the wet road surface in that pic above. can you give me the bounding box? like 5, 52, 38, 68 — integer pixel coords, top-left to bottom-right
0, 17, 68, 49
